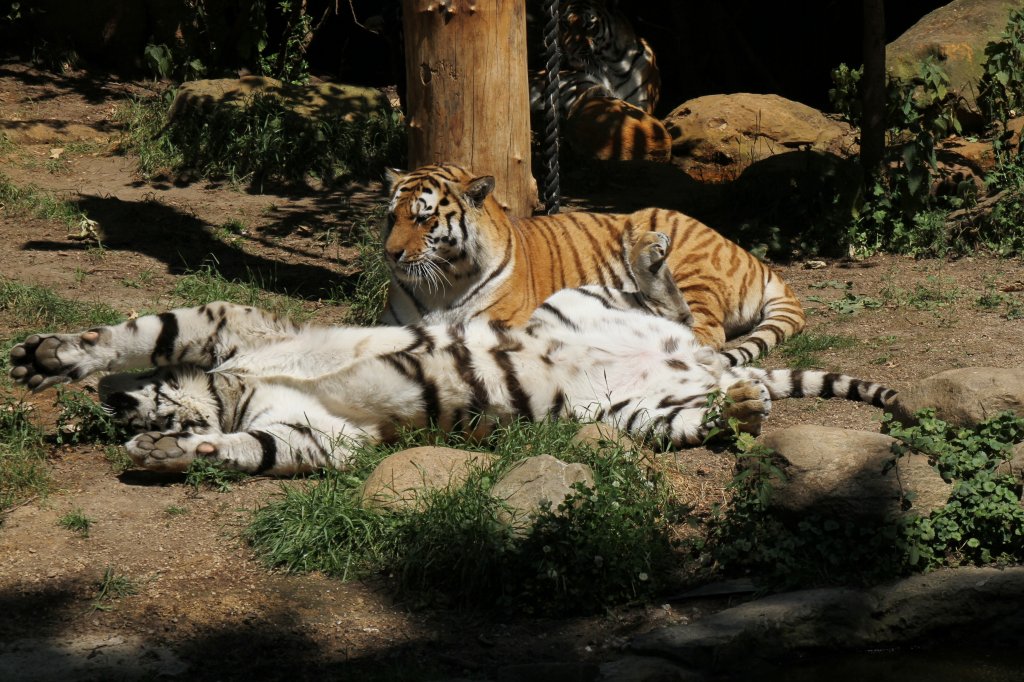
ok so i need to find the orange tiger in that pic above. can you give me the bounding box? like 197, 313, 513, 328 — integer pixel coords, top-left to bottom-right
382, 163, 805, 365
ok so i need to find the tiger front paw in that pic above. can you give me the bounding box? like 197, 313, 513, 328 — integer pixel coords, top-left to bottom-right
126, 431, 216, 473
723, 380, 772, 435
8, 331, 106, 392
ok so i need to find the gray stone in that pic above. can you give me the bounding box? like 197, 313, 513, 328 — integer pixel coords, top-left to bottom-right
491, 454, 595, 528
630, 566, 1024, 669
759, 425, 951, 519
889, 367, 1024, 428
359, 446, 496, 511
598, 655, 704, 682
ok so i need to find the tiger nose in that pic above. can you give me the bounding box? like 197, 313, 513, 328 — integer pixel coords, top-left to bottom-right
388, 248, 404, 262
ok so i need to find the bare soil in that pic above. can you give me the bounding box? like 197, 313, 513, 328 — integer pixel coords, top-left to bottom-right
1, 62, 1022, 681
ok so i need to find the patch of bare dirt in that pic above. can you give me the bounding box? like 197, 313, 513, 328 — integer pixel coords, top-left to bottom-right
1, 62, 1023, 680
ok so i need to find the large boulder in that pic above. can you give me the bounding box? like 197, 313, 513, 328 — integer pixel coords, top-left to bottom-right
664, 93, 857, 178
359, 446, 497, 511
889, 367, 1024, 428
490, 454, 595, 529
759, 425, 951, 519
886, 0, 1022, 124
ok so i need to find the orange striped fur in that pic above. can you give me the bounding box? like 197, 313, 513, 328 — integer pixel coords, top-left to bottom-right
382, 163, 805, 365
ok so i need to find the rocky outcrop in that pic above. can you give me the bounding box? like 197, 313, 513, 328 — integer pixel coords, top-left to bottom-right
889, 367, 1024, 428
664, 93, 857, 177
759, 425, 951, 519
886, 0, 1021, 125
359, 446, 496, 511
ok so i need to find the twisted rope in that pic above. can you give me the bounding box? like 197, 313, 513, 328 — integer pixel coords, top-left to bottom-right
540, 0, 562, 214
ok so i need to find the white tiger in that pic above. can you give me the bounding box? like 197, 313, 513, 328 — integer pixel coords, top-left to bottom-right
8, 234, 894, 476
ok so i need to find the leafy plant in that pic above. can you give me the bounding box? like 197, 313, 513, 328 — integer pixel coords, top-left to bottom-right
978, 8, 1024, 123
776, 332, 857, 369
806, 281, 883, 316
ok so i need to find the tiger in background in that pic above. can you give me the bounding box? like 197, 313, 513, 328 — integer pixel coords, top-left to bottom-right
383, 163, 806, 367
529, 0, 670, 161
9, 233, 891, 476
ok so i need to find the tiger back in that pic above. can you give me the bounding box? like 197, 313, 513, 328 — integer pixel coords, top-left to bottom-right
382, 163, 806, 366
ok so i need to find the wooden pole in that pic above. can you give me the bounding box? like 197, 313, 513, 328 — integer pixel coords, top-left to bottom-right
402, 0, 538, 217
861, 0, 886, 183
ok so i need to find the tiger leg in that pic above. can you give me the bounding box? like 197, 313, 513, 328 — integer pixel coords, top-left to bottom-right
8, 302, 300, 392
125, 419, 364, 475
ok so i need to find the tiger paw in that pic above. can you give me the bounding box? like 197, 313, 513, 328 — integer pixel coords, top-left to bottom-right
8, 331, 108, 392
629, 231, 693, 325
629, 231, 670, 277
126, 431, 213, 473
723, 380, 772, 435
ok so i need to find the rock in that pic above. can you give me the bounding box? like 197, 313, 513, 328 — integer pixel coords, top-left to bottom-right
886, 0, 1021, 127
564, 97, 672, 162
573, 423, 640, 454
664, 93, 858, 177
889, 367, 1024, 428
630, 566, 1024, 669
758, 425, 951, 519
598, 655, 704, 682
490, 454, 595, 528
359, 446, 497, 511
168, 76, 391, 124
496, 662, 599, 682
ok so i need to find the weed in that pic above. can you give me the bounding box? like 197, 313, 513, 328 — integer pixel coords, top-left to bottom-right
104, 446, 133, 474
777, 332, 857, 369
113, 97, 182, 178
880, 276, 961, 311
58, 508, 93, 536
164, 505, 189, 516
978, 8, 1024, 124
0, 397, 48, 511
185, 458, 249, 492
55, 388, 129, 446
91, 566, 138, 611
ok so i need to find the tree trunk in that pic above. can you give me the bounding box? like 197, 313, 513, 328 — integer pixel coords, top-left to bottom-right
402, 0, 537, 217
861, 0, 886, 182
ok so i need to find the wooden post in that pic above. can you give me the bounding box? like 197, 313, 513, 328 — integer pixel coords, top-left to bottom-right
861, 0, 886, 183
402, 0, 538, 217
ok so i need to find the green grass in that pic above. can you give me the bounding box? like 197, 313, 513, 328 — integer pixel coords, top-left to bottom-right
0, 397, 49, 512
245, 419, 683, 614
341, 208, 390, 325
881, 276, 962, 311
57, 508, 93, 536
55, 387, 130, 446
0, 277, 122, 335
184, 458, 250, 492
0, 173, 91, 231
164, 505, 189, 517
171, 264, 311, 323
777, 332, 858, 369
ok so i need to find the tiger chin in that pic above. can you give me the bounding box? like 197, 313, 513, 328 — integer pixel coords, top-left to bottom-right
10, 233, 889, 477
382, 163, 806, 367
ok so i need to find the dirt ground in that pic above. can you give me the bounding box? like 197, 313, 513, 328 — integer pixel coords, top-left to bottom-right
0, 62, 1022, 681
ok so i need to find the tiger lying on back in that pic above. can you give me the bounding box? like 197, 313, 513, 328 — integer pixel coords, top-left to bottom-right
383, 163, 805, 366
9, 233, 890, 476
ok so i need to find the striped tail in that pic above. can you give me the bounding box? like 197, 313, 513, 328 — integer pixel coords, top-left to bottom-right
722, 275, 807, 367
739, 368, 896, 408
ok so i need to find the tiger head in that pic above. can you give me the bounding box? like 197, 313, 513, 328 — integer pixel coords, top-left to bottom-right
383, 163, 498, 290
560, 1, 629, 67
99, 366, 237, 433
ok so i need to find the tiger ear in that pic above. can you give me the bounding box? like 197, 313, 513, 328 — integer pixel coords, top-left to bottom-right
384, 167, 407, 191
464, 175, 495, 207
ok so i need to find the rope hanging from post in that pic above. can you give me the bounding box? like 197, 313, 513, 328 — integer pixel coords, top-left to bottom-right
540, 0, 562, 214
